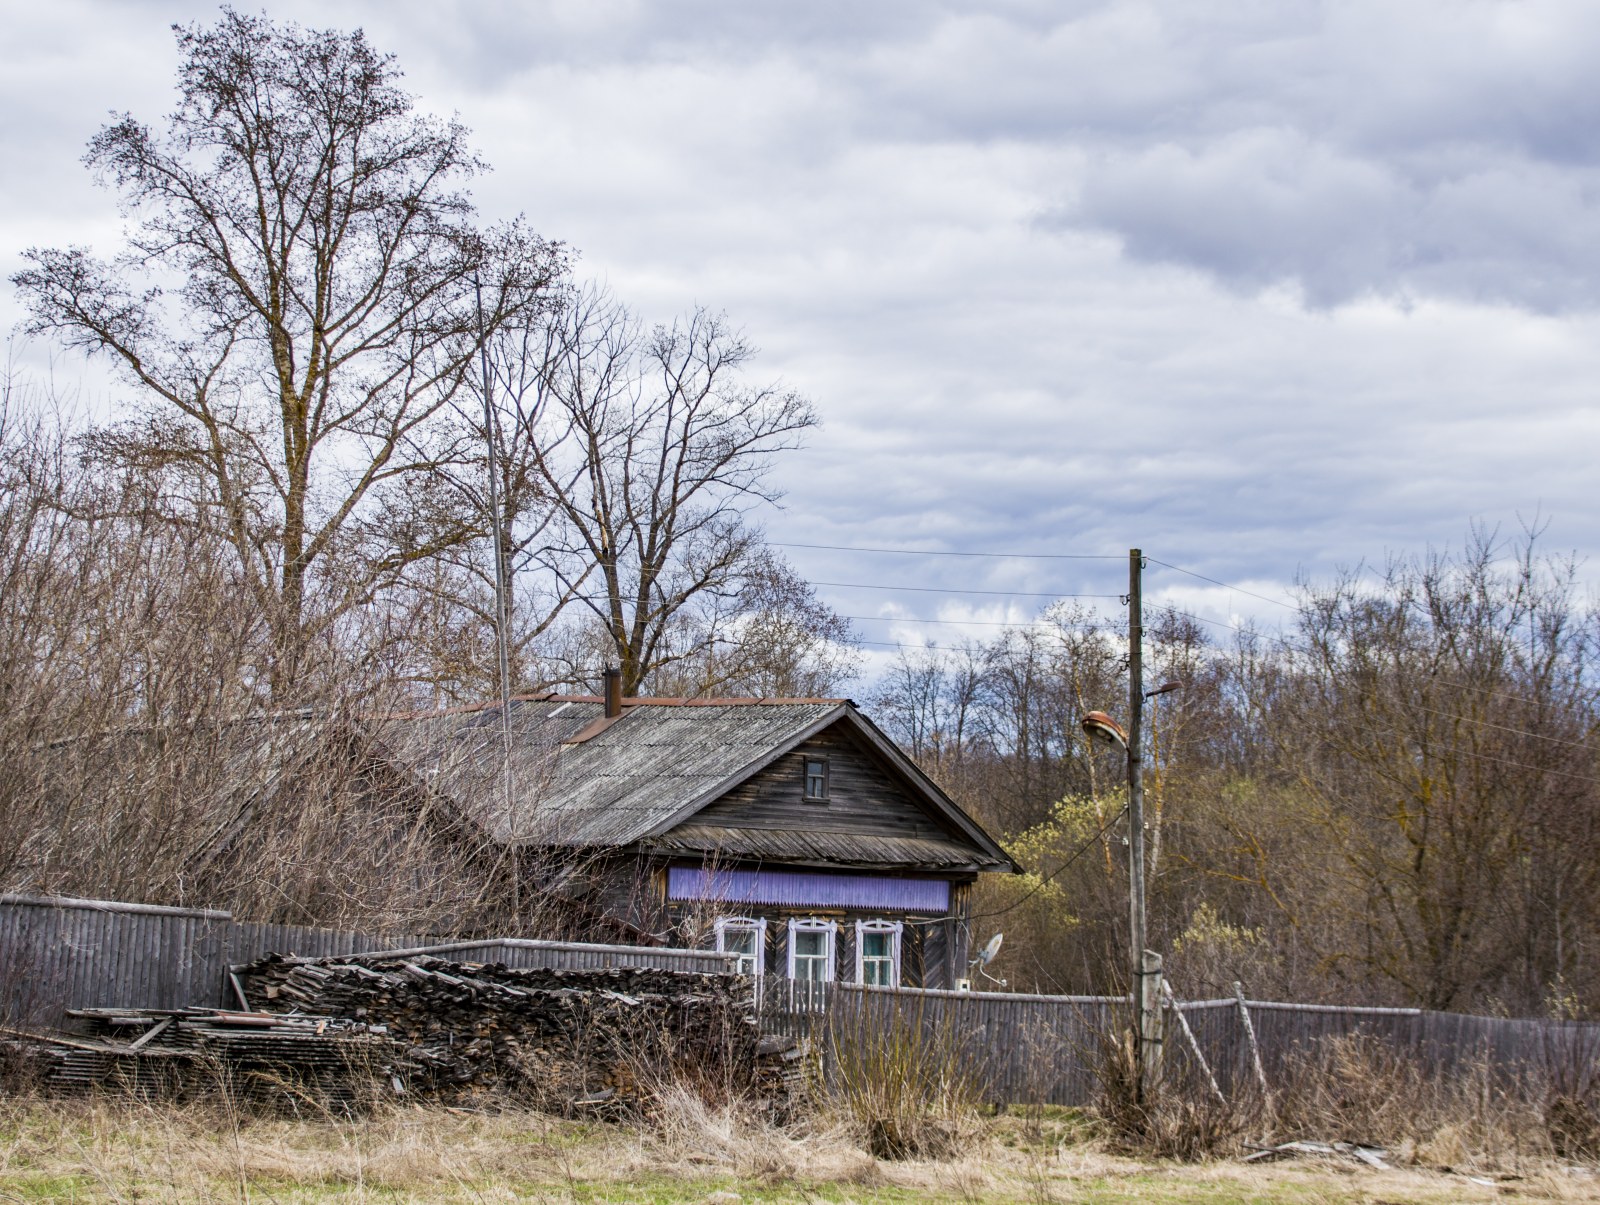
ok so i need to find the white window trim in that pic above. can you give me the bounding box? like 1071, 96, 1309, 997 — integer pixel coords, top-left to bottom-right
714, 916, 767, 978
785, 918, 837, 982
854, 919, 903, 987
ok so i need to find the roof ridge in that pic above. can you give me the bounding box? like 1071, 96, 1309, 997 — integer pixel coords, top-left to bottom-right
379, 694, 851, 718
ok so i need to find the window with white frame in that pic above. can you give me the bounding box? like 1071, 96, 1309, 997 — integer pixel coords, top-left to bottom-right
713, 916, 766, 978
855, 920, 903, 987
786, 918, 836, 982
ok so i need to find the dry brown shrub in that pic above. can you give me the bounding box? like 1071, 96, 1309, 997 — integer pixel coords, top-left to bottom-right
634, 1081, 882, 1188
1089, 1023, 1262, 1161
824, 991, 988, 1160
1271, 1034, 1546, 1169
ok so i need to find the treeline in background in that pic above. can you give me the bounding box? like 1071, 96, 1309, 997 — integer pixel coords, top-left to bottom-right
869, 534, 1600, 1017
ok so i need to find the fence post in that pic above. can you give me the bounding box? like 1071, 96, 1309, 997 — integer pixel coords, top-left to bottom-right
1233, 980, 1270, 1100
1140, 949, 1165, 1089
1164, 981, 1224, 1104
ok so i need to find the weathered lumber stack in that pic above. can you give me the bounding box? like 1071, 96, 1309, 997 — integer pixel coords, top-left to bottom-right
4, 953, 795, 1115
235, 953, 766, 1111
12, 1007, 393, 1110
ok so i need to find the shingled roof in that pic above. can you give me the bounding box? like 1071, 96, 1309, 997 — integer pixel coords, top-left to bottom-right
369, 696, 1015, 873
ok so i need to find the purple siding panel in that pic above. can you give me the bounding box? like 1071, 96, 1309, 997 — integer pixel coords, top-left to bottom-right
667, 867, 950, 912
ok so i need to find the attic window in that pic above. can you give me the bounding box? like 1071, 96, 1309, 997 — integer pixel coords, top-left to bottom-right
803, 757, 829, 802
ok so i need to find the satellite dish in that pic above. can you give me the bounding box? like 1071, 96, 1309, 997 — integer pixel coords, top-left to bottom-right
977, 932, 1004, 966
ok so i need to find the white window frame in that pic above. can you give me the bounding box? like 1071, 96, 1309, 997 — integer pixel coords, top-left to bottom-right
713, 916, 766, 979
785, 918, 837, 982
854, 919, 903, 987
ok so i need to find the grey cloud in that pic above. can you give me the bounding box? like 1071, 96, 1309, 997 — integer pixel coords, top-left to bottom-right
1066, 130, 1600, 310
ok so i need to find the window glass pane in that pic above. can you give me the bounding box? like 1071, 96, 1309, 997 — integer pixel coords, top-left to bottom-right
805, 760, 826, 797
860, 926, 896, 986
792, 926, 831, 982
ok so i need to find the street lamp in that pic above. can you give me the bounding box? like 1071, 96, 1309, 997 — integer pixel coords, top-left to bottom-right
1076, 549, 1180, 1103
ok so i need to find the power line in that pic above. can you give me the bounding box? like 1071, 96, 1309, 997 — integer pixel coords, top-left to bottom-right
1161, 611, 1600, 778
775, 542, 1124, 561
817, 580, 1121, 600
841, 614, 1076, 629
1145, 557, 1297, 611
857, 638, 983, 654
968, 804, 1130, 921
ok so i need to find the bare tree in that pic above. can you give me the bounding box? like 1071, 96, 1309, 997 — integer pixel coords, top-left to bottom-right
643, 549, 859, 697
503, 285, 817, 695
12, 10, 564, 695
1261, 530, 1600, 1009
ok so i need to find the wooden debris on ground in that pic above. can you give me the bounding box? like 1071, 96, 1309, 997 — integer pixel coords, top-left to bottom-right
1242, 1140, 1391, 1169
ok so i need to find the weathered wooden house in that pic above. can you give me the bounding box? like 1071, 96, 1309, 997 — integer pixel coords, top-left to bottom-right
373, 675, 1017, 990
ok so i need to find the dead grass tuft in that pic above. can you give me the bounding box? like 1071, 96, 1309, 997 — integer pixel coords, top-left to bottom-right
634, 1081, 883, 1187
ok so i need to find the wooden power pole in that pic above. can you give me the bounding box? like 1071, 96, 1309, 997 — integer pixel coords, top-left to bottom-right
1127, 548, 1163, 1100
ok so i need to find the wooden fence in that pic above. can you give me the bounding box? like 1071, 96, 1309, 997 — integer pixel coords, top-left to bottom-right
761, 983, 1600, 1107
8, 892, 1597, 1107
0, 893, 733, 1031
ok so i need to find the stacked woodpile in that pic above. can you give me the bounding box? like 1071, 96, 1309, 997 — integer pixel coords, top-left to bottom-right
236, 953, 770, 1111
4, 953, 804, 1116
10, 1006, 392, 1110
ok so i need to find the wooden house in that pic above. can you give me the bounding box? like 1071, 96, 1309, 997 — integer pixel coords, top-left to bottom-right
373, 675, 1018, 990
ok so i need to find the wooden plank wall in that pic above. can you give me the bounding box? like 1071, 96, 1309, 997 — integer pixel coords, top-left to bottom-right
695, 729, 959, 841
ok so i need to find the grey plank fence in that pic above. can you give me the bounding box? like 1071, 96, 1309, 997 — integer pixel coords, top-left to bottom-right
761, 983, 1600, 1107
0, 893, 732, 1032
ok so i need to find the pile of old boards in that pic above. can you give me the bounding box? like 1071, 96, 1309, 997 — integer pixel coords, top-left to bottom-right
10, 953, 801, 1116
15, 1008, 390, 1111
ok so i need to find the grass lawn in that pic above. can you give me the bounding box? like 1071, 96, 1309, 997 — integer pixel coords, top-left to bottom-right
0, 1097, 1591, 1203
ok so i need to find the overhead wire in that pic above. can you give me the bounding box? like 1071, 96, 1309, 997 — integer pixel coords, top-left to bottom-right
773, 542, 1124, 561
1144, 556, 1298, 611
967, 803, 1130, 921
815, 580, 1121, 599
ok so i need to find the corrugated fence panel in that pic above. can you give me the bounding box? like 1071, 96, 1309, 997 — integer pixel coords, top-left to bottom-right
1, 895, 734, 1030
760, 983, 1129, 1106
0, 894, 233, 1028
226, 921, 427, 967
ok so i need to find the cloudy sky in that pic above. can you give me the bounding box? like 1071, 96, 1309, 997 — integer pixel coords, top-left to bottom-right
5, 1, 1599, 667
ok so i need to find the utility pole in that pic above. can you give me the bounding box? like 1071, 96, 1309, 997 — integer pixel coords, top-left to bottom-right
475, 278, 520, 929
1127, 548, 1162, 1100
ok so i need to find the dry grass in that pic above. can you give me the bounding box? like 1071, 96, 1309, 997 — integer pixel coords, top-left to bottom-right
0, 1092, 1594, 1203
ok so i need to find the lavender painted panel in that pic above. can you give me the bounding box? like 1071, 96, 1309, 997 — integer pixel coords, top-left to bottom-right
667, 867, 950, 912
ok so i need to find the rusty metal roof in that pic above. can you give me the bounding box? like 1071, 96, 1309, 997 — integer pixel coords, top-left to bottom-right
369, 696, 1016, 873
